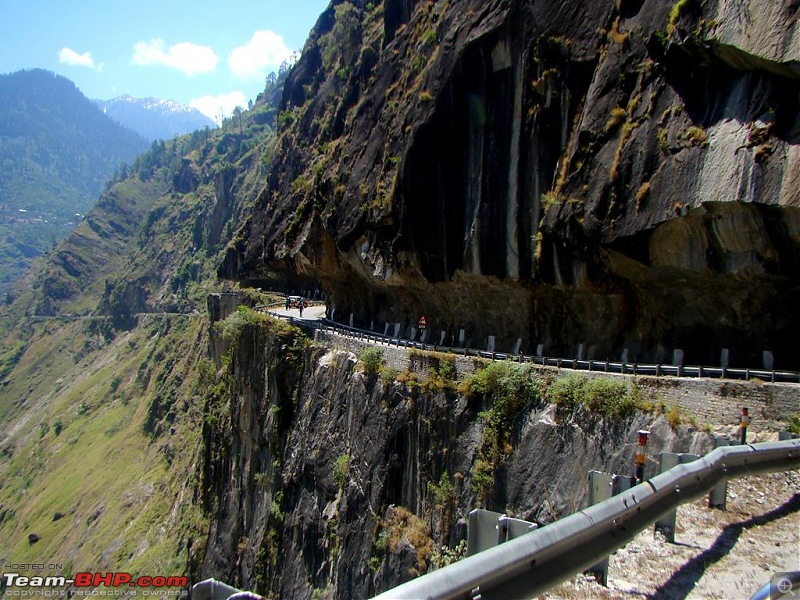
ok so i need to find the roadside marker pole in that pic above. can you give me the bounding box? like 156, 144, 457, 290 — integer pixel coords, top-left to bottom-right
636, 430, 650, 483
740, 407, 750, 445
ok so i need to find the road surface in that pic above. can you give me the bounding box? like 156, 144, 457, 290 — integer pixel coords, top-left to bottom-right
269, 304, 327, 321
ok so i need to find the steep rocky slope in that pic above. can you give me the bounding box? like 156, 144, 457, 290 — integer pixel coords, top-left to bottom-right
222, 0, 800, 369
199, 304, 733, 598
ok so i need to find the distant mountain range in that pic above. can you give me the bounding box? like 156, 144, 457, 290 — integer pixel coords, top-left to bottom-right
0, 69, 150, 295
95, 95, 217, 141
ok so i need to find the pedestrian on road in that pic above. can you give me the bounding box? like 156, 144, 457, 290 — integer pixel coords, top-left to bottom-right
299, 303, 304, 317
285, 297, 290, 310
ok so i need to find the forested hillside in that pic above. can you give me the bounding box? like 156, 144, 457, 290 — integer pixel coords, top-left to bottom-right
0, 74, 281, 575
0, 69, 149, 295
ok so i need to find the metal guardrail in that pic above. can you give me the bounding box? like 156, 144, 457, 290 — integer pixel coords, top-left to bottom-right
306, 318, 800, 384
247, 299, 800, 383
749, 571, 800, 600
370, 438, 800, 600
192, 578, 243, 600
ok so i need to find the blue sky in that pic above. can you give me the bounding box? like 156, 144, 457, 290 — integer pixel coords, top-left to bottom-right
0, 0, 330, 121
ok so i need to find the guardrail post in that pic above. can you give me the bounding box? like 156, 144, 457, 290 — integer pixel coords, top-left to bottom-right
673, 349, 684, 377
654, 452, 699, 542
586, 471, 614, 585
498, 515, 537, 543
467, 509, 504, 556
467, 510, 537, 558
585, 471, 636, 586
708, 438, 729, 509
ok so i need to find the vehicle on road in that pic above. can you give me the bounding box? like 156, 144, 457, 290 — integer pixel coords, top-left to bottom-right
287, 296, 308, 309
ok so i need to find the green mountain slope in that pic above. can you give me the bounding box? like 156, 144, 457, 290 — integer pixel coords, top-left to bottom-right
0, 81, 282, 576
0, 69, 149, 295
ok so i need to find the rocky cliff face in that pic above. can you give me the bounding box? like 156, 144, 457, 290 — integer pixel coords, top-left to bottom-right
199, 309, 716, 598
221, 0, 800, 369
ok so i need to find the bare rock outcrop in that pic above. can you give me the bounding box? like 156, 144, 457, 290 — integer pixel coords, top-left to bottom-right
222, 0, 800, 369
199, 314, 718, 598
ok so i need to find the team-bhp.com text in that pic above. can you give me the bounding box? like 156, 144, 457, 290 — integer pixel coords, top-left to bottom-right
3, 573, 187, 588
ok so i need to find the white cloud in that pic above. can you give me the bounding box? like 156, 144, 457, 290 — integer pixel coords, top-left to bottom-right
58, 47, 103, 71
190, 92, 247, 125
228, 30, 294, 80
132, 38, 217, 76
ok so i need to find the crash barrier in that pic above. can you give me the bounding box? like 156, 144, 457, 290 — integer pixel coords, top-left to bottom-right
314, 319, 800, 384
369, 438, 800, 600
249, 303, 800, 383
749, 571, 800, 600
